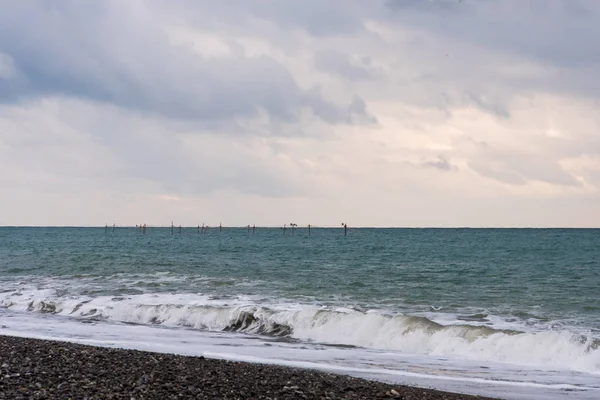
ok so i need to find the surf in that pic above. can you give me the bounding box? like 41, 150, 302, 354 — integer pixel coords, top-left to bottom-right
1, 289, 598, 374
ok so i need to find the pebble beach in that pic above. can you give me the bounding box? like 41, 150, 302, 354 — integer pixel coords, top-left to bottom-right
0, 335, 495, 400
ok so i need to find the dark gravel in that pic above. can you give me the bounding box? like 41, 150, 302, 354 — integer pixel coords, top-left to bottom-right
0, 335, 496, 399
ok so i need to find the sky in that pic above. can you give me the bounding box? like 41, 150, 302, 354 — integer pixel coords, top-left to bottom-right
1, 0, 599, 227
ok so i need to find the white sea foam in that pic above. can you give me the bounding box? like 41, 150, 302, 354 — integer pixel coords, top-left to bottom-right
4, 308, 599, 400
1, 288, 598, 375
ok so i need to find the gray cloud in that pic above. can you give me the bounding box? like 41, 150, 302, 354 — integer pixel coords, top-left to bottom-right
171, 0, 368, 37
3, 0, 595, 128
468, 161, 527, 186
465, 92, 510, 119
314, 49, 373, 80
1, 0, 599, 227
386, 0, 464, 12
379, 0, 600, 118
348, 97, 378, 124
421, 155, 455, 171
469, 155, 581, 187
0, 99, 308, 198
0, 2, 374, 130
245, 0, 366, 37
385, 0, 600, 71
0, 53, 15, 79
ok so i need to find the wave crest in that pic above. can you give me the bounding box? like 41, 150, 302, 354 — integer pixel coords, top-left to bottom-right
1, 290, 599, 373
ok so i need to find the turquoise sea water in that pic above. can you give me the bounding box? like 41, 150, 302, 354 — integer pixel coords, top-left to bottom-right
1, 227, 599, 399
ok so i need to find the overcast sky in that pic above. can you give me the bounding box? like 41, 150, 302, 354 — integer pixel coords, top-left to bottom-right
1, 0, 599, 227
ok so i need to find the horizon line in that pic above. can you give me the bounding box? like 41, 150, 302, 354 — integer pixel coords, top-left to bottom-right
1, 225, 599, 229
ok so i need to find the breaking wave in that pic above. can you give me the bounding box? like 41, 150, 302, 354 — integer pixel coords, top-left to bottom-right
1, 290, 599, 374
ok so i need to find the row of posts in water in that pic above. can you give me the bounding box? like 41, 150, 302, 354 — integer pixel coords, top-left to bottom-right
105, 223, 349, 236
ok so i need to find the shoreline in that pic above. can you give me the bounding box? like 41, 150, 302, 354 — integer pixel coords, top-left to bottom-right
0, 334, 496, 399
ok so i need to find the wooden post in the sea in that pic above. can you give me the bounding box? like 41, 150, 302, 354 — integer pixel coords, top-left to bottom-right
219, 223, 222, 233
252, 225, 256, 234
308, 224, 311, 236
283, 224, 287, 235
105, 224, 108, 234
342, 222, 347, 236
112, 223, 115, 233
171, 222, 174, 235
247, 224, 250, 234
179, 225, 182, 234
143, 224, 146, 234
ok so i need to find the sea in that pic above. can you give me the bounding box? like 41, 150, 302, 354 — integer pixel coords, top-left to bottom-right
0, 227, 598, 399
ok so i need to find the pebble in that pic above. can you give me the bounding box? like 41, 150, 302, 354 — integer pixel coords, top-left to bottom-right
0, 334, 496, 400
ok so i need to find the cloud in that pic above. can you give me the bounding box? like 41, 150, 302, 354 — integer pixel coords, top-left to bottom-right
0, 98, 318, 200
169, 0, 368, 37
243, 0, 367, 37
0, 53, 15, 79
421, 155, 455, 171
468, 158, 581, 188
0, 1, 374, 129
386, 0, 464, 12
0, 1, 600, 227
385, 0, 600, 71
314, 49, 373, 80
